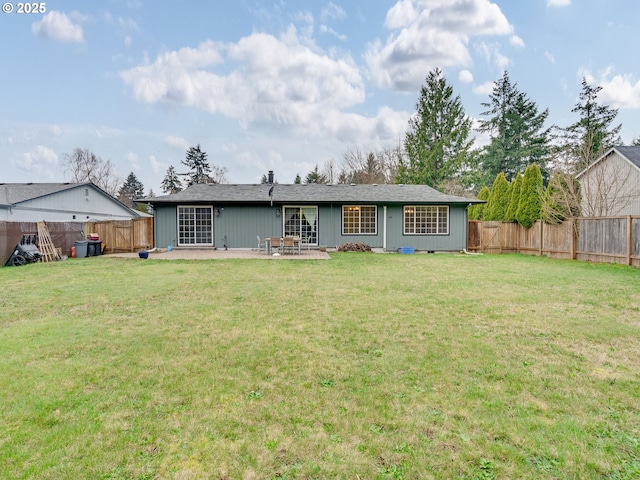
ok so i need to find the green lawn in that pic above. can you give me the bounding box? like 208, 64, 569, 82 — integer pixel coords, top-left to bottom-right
1, 253, 639, 479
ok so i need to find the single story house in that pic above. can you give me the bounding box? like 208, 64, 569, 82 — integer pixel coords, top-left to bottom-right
0, 182, 143, 222
142, 178, 481, 252
576, 146, 640, 216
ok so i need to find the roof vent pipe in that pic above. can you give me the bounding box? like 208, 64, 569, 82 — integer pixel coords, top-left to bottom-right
268, 170, 274, 184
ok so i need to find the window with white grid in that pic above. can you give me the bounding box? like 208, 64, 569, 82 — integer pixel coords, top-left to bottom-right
178, 206, 213, 245
403, 206, 448, 235
342, 205, 377, 234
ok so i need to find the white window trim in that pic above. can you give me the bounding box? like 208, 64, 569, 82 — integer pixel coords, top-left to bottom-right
342, 205, 378, 235
177, 205, 214, 246
283, 205, 318, 245
403, 205, 449, 235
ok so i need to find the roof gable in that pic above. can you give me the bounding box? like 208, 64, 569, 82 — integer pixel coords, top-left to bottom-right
577, 146, 640, 179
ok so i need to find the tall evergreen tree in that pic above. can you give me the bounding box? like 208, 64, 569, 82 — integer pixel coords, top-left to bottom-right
468, 186, 490, 220
516, 163, 543, 228
398, 68, 476, 188
505, 171, 523, 221
484, 173, 510, 221
160, 165, 183, 194
181, 144, 211, 186
305, 164, 327, 184
478, 71, 551, 186
563, 77, 622, 172
117, 172, 145, 208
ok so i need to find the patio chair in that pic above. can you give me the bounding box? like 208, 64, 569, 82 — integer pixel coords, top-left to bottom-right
269, 237, 282, 254
257, 235, 267, 254
282, 236, 296, 255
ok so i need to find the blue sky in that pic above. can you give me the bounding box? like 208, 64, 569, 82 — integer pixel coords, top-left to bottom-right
2, 0, 640, 192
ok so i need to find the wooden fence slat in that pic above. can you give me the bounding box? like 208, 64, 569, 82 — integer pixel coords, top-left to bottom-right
468, 216, 640, 268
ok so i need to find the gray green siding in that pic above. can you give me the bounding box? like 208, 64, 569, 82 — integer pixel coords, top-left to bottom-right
153, 202, 469, 251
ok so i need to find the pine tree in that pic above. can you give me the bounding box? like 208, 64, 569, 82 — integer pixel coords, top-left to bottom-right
160, 165, 183, 194
305, 165, 327, 184
294, 173, 302, 184
478, 71, 551, 186
563, 77, 622, 172
398, 68, 476, 187
469, 186, 490, 220
516, 163, 543, 228
117, 172, 144, 208
505, 171, 523, 221
484, 173, 510, 221
181, 144, 211, 186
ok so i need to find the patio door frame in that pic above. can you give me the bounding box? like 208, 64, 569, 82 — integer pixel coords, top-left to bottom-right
283, 205, 318, 245
177, 205, 214, 246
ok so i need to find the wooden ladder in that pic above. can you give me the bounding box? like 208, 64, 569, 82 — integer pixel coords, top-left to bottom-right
37, 221, 60, 262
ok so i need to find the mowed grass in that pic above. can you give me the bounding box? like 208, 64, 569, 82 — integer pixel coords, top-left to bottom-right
1, 253, 639, 479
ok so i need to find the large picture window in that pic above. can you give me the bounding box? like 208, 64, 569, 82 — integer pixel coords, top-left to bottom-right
284, 206, 318, 245
178, 206, 213, 245
342, 205, 377, 234
404, 206, 449, 235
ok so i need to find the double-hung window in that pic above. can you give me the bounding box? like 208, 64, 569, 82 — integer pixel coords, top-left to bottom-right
404, 205, 449, 235
342, 205, 377, 235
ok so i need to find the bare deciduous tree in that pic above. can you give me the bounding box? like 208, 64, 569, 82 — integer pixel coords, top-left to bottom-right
339, 146, 401, 184
62, 148, 120, 196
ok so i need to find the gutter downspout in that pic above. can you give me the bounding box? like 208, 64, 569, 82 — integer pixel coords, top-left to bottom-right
383, 205, 387, 252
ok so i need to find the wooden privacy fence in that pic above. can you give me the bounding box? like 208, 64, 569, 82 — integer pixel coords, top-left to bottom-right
468, 216, 640, 268
85, 217, 153, 253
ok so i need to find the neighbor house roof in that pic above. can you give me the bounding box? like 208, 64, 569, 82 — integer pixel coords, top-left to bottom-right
141, 183, 481, 205
576, 146, 640, 178
0, 182, 141, 216
0, 182, 82, 205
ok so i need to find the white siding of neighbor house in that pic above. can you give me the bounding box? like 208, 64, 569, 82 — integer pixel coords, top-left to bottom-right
579, 152, 640, 216
1, 186, 137, 222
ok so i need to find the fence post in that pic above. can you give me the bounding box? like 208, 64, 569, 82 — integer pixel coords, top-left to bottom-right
539, 221, 543, 256
627, 216, 633, 266
570, 219, 577, 260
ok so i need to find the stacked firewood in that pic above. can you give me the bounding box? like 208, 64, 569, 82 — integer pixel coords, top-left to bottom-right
337, 242, 372, 252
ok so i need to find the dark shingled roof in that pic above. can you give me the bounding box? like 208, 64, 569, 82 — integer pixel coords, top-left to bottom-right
614, 146, 640, 169
141, 183, 481, 205
0, 182, 87, 205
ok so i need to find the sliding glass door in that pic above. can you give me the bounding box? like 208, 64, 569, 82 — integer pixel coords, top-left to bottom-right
177, 206, 213, 246
284, 206, 318, 245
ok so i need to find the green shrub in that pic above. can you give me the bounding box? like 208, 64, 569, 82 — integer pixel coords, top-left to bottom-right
505, 171, 522, 221
516, 163, 543, 228
484, 172, 510, 221
469, 186, 490, 220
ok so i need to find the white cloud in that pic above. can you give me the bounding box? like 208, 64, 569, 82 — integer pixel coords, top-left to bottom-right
16, 145, 58, 171
544, 51, 555, 64
547, 0, 571, 7
124, 151, 140, 171
365, 0, 513, 91
149, 155, 166, 175
510, 35, 525, 48
321, 2, 347, 22
459, 69, 474, 83
31, 11, 84, 43
120, 28, 394, 143
595, 71, 640, 110
472, 81, 494, 96
165, 135, 191, 151
476, 41, 510, 72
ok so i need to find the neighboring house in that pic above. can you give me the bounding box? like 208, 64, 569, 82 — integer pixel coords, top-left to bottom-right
142, 179, 481, 252
576, 146, 640, 216
0, 182, 142, 222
